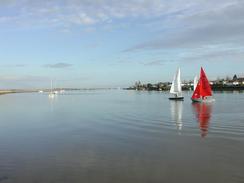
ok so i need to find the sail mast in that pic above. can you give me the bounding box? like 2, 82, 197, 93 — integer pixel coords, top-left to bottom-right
51, 80, 53, 93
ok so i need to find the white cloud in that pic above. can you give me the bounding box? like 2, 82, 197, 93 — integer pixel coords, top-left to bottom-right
122, 0, 244, 64
0, 64, 27, 67
43, 62, 73, 69
1, 0, 244, 65
1, 0, 229, 28
143, 60, 164, 66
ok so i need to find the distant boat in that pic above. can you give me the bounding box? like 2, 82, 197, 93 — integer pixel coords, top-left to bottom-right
193, 75, 198, 91
53, 81, 59, 94
48, 80, 56, 98
191, 67, 214, 102
59, 90, 65, 94
169, 68, 184, 100
48, 92, 55, 98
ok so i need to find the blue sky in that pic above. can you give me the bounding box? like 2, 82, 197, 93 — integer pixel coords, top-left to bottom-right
0, 0, 244, 89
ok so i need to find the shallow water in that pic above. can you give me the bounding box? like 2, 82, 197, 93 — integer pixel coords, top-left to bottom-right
0, 90, 243, 183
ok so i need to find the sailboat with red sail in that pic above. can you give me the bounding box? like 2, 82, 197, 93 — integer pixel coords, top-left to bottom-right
191, 67, 214, 102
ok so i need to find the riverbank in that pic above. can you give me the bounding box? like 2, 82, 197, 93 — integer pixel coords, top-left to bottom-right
125, 85, 244, 91
212, 85, 244, 91
0, 90, 17, 95
0, 90, 37, 95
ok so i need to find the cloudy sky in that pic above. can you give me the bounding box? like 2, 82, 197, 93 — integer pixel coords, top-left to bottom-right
0, 0, 244, 88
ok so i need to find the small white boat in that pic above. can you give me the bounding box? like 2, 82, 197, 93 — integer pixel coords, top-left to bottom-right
169, 68, 184, 100
59, 90, 65, 93
48, 80, 57, 98
48, 92, 55, 98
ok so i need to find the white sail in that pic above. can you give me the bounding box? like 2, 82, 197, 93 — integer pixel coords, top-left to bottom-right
170, 74, 176, 94
193, 75, 198, 91
170, 68, 182, 96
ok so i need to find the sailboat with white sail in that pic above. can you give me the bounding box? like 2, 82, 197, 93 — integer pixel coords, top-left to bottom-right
169, 68, 184, 100
48, 80, 56, 98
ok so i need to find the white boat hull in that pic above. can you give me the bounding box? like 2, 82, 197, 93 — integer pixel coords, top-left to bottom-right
48, 92, 56, 98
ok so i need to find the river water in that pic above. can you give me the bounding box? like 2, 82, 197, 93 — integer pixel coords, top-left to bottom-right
0, 90, 243, 183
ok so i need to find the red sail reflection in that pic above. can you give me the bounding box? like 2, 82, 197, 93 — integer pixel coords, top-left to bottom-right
192, 103, 213, 138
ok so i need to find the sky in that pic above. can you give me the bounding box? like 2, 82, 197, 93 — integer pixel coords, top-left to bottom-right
0, 0, 244, 89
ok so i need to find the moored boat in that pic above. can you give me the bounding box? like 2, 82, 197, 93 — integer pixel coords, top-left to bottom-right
48, 80, 57, 98
169, 68, 184, 100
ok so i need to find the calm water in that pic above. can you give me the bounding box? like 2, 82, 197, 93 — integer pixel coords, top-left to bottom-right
0, 90, 243, 183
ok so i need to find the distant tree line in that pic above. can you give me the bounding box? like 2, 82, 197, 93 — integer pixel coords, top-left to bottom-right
126, 74, 244, 91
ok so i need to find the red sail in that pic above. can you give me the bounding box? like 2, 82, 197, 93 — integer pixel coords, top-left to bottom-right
199, 67, 212, 97
191, 67, 212, 99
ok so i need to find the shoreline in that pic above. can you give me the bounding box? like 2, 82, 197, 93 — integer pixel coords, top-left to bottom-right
125, 85, 244, 91
1, 86, 244, 95
0, 90, 17, 95
0, 90, 37, 95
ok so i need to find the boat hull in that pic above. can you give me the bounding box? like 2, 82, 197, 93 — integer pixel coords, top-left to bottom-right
169, 97, 184, 101
191, 97, 215, 103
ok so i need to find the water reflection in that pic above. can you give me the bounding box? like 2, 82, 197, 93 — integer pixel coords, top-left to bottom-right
192, 102, 213, 138
48, 93, 58, 112
170, 101, 183, 131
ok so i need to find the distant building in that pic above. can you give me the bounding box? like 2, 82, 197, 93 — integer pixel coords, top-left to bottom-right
231, 75, 244, 85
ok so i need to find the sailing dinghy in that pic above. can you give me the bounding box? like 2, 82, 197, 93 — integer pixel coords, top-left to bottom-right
48, 80, 56, 98
191, 67, 214, 102
169, 68, 184, 100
